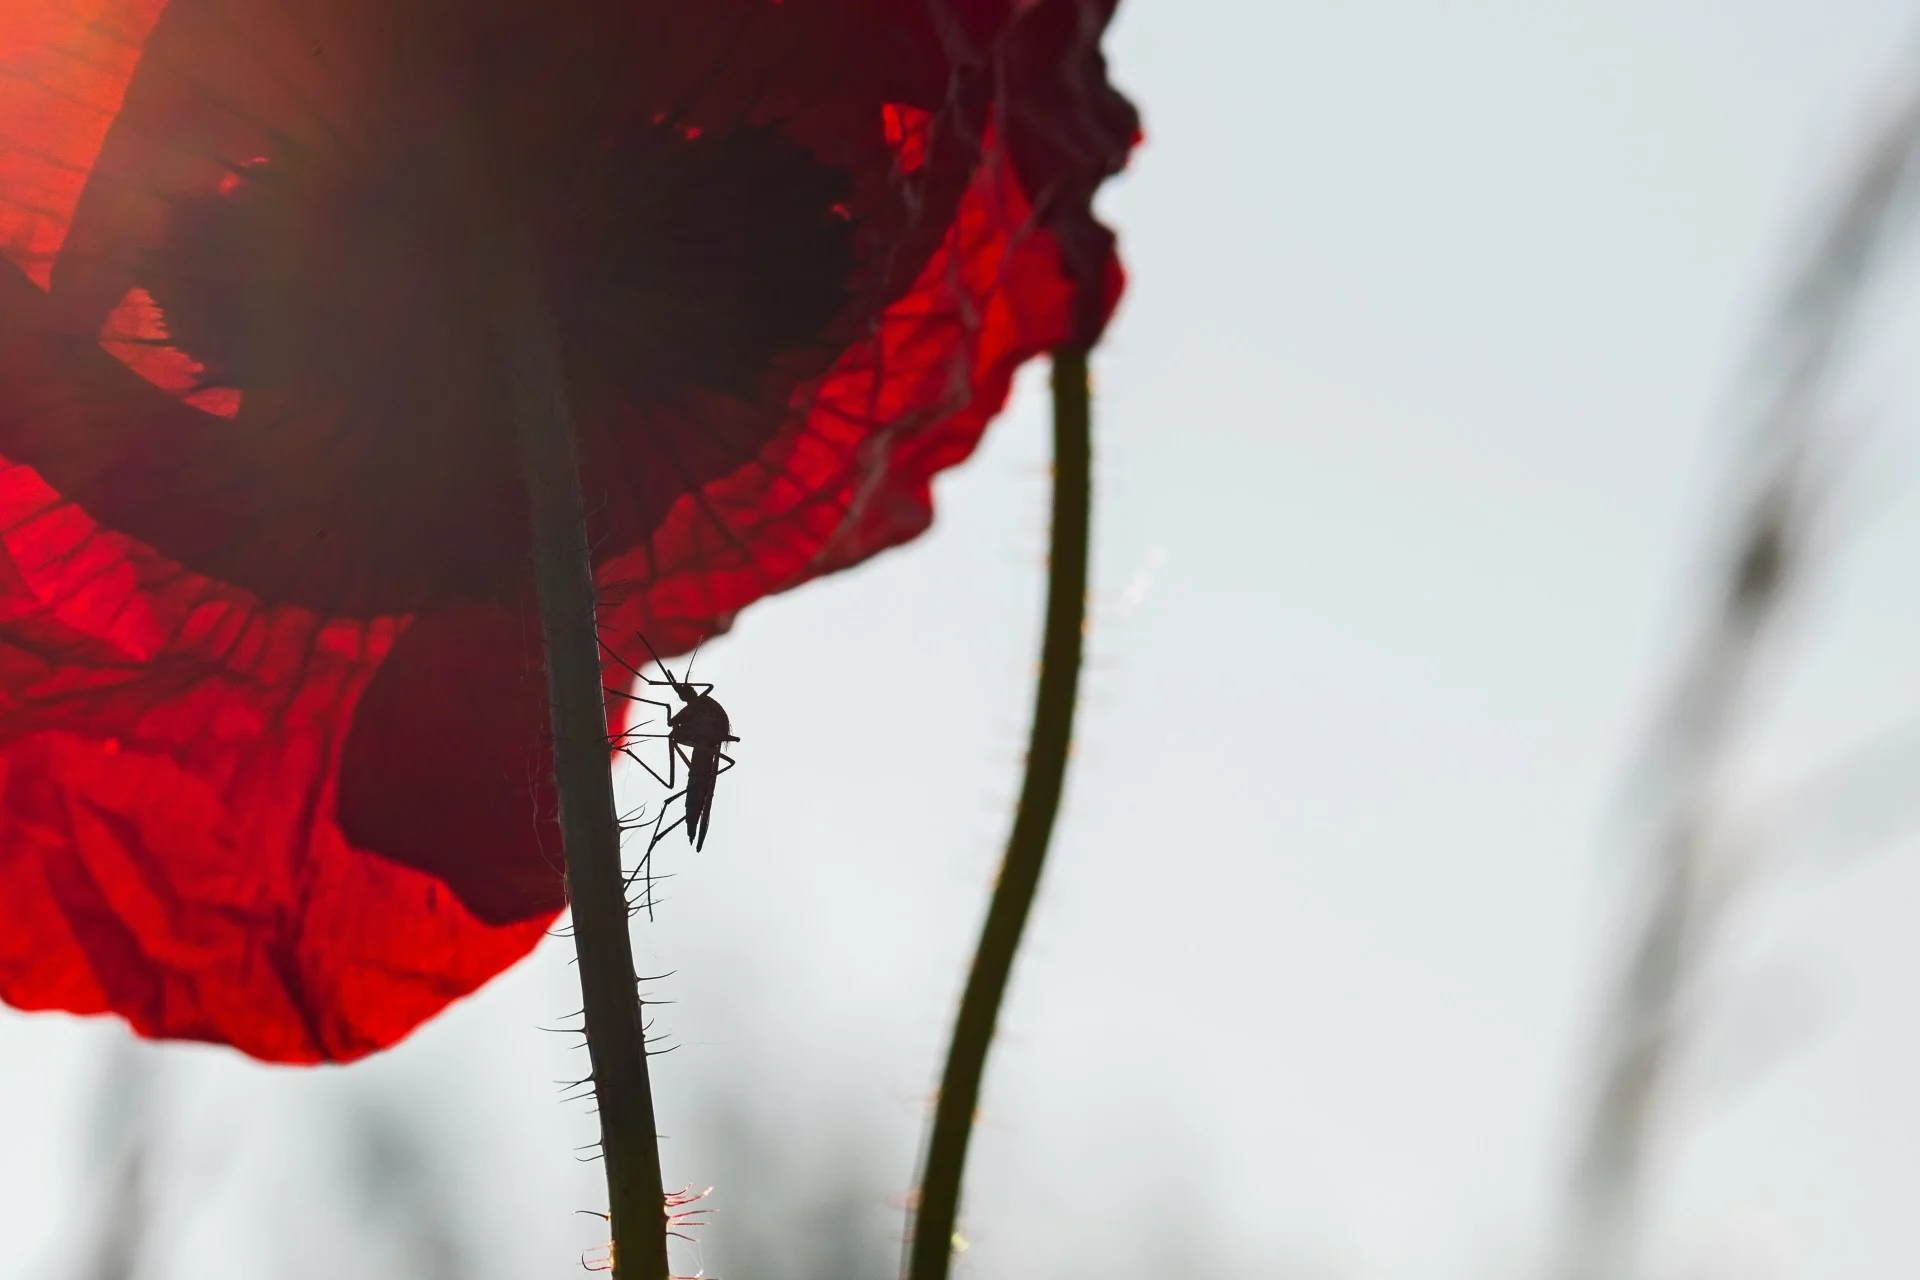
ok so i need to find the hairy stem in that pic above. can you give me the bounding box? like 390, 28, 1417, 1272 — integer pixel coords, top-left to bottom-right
906, 348, 1093, 1280
505, 284, 669, 1280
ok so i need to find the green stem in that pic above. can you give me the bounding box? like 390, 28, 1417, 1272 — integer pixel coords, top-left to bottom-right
907, 347, 1093, 1280
504, 283, 670, 1280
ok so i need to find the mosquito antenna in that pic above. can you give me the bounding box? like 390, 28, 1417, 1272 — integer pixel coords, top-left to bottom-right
633, 630, 680, 686
683, 640, 703, 684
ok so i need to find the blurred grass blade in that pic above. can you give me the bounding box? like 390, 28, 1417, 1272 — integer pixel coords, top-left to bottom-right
1557, 58, 1920, 1280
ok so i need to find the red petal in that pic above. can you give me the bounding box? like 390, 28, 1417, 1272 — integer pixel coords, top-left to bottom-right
0, 459, 550, 1061
336, 601, 567, 928
0, 1, 167, 288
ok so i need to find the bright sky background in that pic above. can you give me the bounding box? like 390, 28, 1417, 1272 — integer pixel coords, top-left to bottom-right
11, 2, 1920, 1278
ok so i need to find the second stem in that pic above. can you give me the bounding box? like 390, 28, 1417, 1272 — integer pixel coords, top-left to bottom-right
907, 347, 1093, 1280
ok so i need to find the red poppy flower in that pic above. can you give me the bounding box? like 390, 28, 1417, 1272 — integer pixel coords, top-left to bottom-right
0, 0, 1134, 1062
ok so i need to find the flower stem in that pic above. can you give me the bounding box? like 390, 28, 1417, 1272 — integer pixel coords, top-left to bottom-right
504, 286, 670, 1280
907, 347, 1093, 1280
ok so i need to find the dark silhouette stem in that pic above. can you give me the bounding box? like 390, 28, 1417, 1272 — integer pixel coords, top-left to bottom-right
907, 347, 1092, 1280
504, 284, 669, 1280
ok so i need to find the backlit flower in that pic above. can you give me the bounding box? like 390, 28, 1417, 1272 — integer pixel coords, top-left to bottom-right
0, 0, 1135, 1061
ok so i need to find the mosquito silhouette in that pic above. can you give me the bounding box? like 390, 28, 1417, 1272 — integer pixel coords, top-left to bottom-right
609, 632, 739, 853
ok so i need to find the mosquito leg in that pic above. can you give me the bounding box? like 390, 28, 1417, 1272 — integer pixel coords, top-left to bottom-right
622, 729, 675, 752
605, 691, 675, 714
644, 803, 679, 884
620, 747, 674, 789
596, 637, 653, 684
604, 689, 673, 769
605, 692, 671, 737
611, 730, 671, 750
622, 794, 682, 889
647, 810, 689, 852
630, 745, 700, 854
624, 794, 684, 920
625, 740, 685, 790
625, 841, 657, 921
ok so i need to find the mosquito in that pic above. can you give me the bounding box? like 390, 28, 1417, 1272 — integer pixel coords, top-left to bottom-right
610, 632, 739, 854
